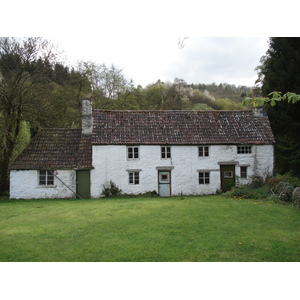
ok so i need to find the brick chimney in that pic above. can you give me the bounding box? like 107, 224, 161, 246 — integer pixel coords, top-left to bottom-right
82, 96, 93, 137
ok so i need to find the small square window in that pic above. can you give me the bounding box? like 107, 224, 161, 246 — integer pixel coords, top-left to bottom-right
224, 171, 233, 178
237, 146, 252, 154
160, 174, 169, 182
128, 146, 139, 159
39, 170, 54, 186
199, 146, 209, 157
199, 172, 210, 184
240, 166, 247, 178
161, 146, 171, 159
129, 171, 140, 185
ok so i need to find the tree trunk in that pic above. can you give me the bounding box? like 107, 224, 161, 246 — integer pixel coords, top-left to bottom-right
0, 110, 22, 194
0, 155, 10, 193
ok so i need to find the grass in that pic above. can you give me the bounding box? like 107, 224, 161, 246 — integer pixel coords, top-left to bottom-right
0, 195, 299, 262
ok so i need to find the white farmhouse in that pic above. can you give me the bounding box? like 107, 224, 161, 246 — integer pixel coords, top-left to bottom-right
9, 97, 275, 199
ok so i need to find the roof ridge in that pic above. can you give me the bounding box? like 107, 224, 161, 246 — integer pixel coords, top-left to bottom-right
38, 128, 81, 131
92, 109, 251, 113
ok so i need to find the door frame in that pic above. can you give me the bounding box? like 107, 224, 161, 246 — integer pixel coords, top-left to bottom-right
158, 170, 172, 197
220, 164, 236, 192
76, 170, 91, 199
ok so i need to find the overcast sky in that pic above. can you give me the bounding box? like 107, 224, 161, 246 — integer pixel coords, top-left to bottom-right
49, 36, 269, 88
4, 1, 294, 90
1, 0, 297, 296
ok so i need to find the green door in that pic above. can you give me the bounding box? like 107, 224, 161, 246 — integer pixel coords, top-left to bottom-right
76, 170, 90, 199
220, 165, 235, 192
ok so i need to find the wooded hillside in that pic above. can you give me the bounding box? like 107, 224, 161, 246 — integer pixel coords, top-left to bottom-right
2, 37, 299, 194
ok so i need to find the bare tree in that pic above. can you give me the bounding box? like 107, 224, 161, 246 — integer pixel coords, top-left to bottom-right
77, 61, 132, 104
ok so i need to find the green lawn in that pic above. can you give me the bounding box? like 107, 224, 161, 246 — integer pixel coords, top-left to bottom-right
0, 196, 299, 262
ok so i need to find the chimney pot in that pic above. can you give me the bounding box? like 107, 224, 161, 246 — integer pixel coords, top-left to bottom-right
253, 105, 267, 117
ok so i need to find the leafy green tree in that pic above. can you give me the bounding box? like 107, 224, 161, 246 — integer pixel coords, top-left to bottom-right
215, 98, 245, 110
0, 113, 30, 181
0, 37, 62, 192
243, 91, 300, 175
0, 38, 91, 193
253, 38, 300, 175
191, 103, 213, 110
189, 89, 215, 110
114, 91, 141, 110
143, 80, 169, 110
256, 38, 300, 95
77, 61, 133, 108
190, 82, 252, 103
11, 121, 31, 163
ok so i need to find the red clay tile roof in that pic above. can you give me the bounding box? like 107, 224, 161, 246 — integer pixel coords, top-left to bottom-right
10, 109, 275, 170
92, 110, 275, 145
10, 129, 93, 170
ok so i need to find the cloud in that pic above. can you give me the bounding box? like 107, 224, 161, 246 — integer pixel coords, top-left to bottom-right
49, 36, 269, 88
163, 37, 269, 86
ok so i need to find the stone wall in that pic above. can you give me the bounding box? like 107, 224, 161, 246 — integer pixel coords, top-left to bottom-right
10, 170, 76, 199
91, 144, 274, 197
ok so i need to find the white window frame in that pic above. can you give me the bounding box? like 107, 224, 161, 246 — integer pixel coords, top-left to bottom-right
199, 146, 209, 157
199, 171, 210, 185
161, 146, 171, 159
127, 146, 139, 159
237, 145, 252, 154
128, 171, 140, 185
224, 171, 233, 178
38, 170, 54, 186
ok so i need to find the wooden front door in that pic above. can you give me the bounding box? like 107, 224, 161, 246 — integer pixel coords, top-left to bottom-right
158, 171, 171, 197
76, 170, 90, 199
220, 165, 235, 192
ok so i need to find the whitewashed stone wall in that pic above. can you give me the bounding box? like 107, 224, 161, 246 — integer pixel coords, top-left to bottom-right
91, 144, 274, 197
10, 170, 76, 199
9, 144, 274, 199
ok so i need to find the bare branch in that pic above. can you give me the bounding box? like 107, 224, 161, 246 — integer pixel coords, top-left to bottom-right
178, 37, 189, 49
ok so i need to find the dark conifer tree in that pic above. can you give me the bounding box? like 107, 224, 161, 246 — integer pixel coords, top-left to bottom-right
256, 37, 300, 175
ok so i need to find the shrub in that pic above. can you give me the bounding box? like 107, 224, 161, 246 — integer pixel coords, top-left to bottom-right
266, 176, 281, 188
101, 180, 122, 197
122, 190, 158, 198
224, 173, 300, 208
249, 175, 264, 188
224, 186, 257, 199
267, 173, 300, 188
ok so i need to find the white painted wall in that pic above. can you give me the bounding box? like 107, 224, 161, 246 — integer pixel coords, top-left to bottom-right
10, 170, 76, 199
9, 144, 274, 199
91, 144, 274, 197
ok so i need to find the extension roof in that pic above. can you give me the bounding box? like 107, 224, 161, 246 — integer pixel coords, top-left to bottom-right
10, 110, 275, 170
10, 129, 92, 170
92, 110, 275, 145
